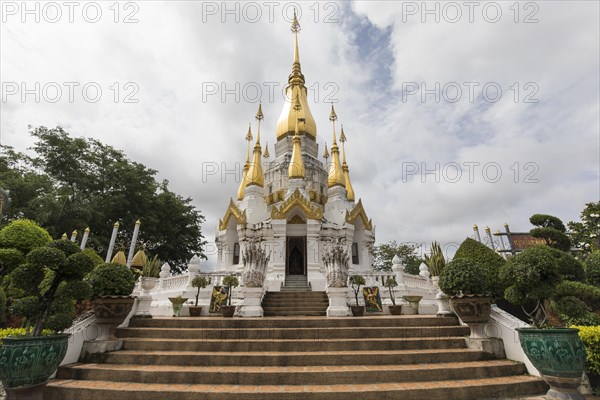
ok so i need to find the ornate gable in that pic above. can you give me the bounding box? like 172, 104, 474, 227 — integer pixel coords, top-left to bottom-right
219, 198, 247, 231
271, 189, 323, 220
345, 199, 373, 231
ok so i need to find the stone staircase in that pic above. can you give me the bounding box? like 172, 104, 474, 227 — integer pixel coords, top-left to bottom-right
45, 315, 547, 400
262, 291, 329, 316
281, 274, 310, 291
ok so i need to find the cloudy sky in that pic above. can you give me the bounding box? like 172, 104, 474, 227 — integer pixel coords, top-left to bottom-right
1, 1, 598, 265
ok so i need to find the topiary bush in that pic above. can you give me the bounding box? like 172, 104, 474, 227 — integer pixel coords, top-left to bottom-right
8, 239, 95, 336
85, 262, 136, 297
349, 275, 366, 306
529, 214, 571, 252
81, 248, 104, 267
439, 258, 492, 297
0, 248, 24, 277
554, 281, 600, 310
0, 219, 52, 254
222, 275, 239, 306
500, 245, 562, 327
546, 247, 585, 282
586, 251, 600, 287
453, 237, 506, 299
552, 296, 600, 326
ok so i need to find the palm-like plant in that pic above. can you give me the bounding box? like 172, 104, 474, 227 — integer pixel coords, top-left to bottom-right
349, 275, 366, 306
384, 277, 398, 305
424, 242, 446, 277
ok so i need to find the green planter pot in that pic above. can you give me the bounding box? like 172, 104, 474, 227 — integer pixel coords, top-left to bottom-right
0, 334, 69, 399
517, 327, 586, 400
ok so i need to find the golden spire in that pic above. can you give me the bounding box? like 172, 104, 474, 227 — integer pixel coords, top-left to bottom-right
288, 94, 305, 179
327, 105, 345, 188
237, 124, 252, 200
290, 9, 303, 85
276, 9, 317, 142
323, 142, 329, 161
339, 125, 355, 202
263, 141, 270, 159
246, 105, 265, 188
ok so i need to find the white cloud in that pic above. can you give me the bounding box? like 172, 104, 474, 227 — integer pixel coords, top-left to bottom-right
1, 1, 598, 263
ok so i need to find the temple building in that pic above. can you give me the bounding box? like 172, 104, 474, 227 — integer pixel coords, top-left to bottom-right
215, 13, 375, 292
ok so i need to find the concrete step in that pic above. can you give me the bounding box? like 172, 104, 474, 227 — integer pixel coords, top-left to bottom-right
56, 360, 528, 386
121, 337, 467, 352
264, 310, 326, 316
261, 302, 329, 307
128, 316, 462, 329
82, 348, 494, 367
118, 325, 471, 340
45, 375, 547, 400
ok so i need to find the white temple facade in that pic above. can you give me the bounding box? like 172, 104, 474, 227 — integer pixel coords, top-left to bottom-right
215, 13, 376, 293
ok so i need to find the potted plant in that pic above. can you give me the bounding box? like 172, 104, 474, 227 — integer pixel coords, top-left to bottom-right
439, 258, 492, 323
384, 277, 402, 315
168, 295, 189, 317
349, 275, 366, 316
501, 245, 586, 400
424, 241, 453, 317
1, 235, 95, 399
189, 276, 209, 317
140, 254, 161, 292
85, 262, 137, 340
221, 275, 239, 317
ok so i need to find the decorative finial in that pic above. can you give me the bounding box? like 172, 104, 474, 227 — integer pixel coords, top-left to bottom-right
246, 124, 253, 142
85, 227, 90, 233
323, 142, 329, 160
263, 142, 270, 159
485, 226, 491, 232
61, 232, 67, 240
114, 221, 120, 228
339, 125, 346, 142
329, 103, 337, 122
255, 103, 264, 121
135, 219, 141, 225
291, 8, 300, 33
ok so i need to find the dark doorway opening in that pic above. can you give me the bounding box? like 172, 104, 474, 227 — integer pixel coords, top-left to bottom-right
286, 236, 306, 275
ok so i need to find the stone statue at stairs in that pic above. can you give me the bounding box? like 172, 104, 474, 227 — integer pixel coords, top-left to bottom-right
322, 243, 350, 288
241, 241, 270, 287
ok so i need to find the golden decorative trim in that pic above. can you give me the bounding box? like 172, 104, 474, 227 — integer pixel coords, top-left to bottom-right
218, 198, 247, 231
271, 189, 323, 220
345, 199, 373, 231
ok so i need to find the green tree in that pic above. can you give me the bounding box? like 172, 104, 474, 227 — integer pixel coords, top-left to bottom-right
372, 241, 421, 274
529, 214, 571, 252
568, 202, 600, 256
1, 127, 206, 272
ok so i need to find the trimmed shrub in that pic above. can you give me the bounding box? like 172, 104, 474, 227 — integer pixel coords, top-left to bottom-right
0, 219, 52, 254
81, 249, 104, 267
586, 251, 600, 287
453, 237, 506, 299
529, 214, 571, 252
0, 248, 24, 277
8, 242, 95, 335
552, 296, 600, 326
439, 258, 492, 297
573, 326, 600, 376
546, 247, 585, 282
554, 281, 600, 310
500, 245, 562, 306
85, 262, 136, 297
